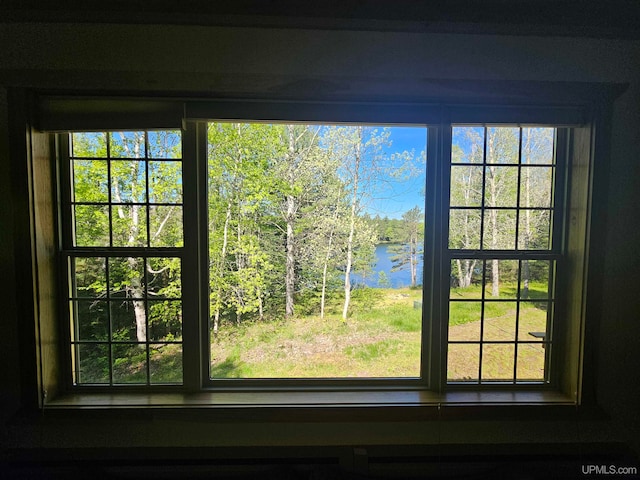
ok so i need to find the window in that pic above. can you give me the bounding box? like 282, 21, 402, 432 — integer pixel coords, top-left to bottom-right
37, 97, 592, 401
63, 131, 185, 385
446, 126, 560, 384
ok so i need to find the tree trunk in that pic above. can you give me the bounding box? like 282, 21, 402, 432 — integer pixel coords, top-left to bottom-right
284, 125, 297, 318
285, 200, 295, 318
213, 201, 232, 336
342, 127, 362, 321
522, 131, 532, 298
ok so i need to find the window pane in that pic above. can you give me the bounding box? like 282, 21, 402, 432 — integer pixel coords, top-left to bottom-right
482, 209, 516, 249
73, 160, 108, 203
73, 257, 106, 297
72, 132, 107, 158
519, 260, 551, 299
450, 166, 483, 207
481, 343, 515, 381
520, 166, 553, 208
147, 257, 181, 297
150, 344, 182, 383
449, 209, 481, 249
518, 301, 549, 341
483, 302, 517, 341
148, 131, 182, 159
447, 343, 479, 382
149, 206, 183, 247
108, 257, 145, 298
148, 161, 182, 203
521, 128, 554, 165
110, 160, 146, 203
449, 301, 481, 341
112, 205, 147, 247
110, 301, 142, 342
450, 259, 483, 298
76, 343, 110, 384
149, 301, 182, 342
75, 300, 108, 341
207, 123, 427, 379
452, 126, 484, 164
484, 259, 519, 299
109, 131, 146, 158
74, 205, 109, 247
484, 166, 518, 207
112, 344, 148, 384
518, 210, 551, 250
516, 344, 546, 382
486, 127, 519, 164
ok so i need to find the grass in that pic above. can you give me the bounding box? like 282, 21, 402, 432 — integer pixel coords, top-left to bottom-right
211, 287, 423, 378
78, 282, 549, 383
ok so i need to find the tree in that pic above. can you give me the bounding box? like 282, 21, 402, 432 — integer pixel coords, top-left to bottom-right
321, 126, 416, 319
388, 206, 424, 287
208, 123, 283, 331
449, 134, 483, 289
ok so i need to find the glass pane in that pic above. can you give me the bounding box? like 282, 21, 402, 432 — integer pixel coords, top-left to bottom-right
148, 301, 182, 341
110, 300, 143, 342
74, 205, 109, 247
484, 259, 519, 299
482, 209, 516, 249
452, 126, 484, 164
449, 209, 481, 249
519, 260, 551, 300
150, 344, 183, 384
76, 343, 109, 384
447, 343, 479, 382
73, 160, 108, 203
483, 302, 517, 341
449, 301, 481, 341
516, 343, 546, 381
109, 131, 146, 158
147, 257, 181, 297
450, 259, 483, 298
520, 166, 553, 208
481, 343, 515, 382
148, 131, 182, 159
518, 210, 551, 250
484, 166, 518, 207
148, 161, 182, 203
149, 206, 183, 247
521, 127, 554, 165
112, 344, 148, 384
108, 257, 145, 298
72, 132, 107, 158
518, 301, 549, 341
73, 257, 106, 297
450, 166, 483, 207
486, 127, 519, 164
111, 205, 147, 247
75, 300, 108, 341
110, 160, 146, 203
208, 123, 427, 378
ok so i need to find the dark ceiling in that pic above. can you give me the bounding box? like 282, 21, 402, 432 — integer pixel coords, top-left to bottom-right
1, 0, 639, 38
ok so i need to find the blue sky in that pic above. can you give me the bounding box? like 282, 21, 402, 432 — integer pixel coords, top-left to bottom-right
364, 126, 427, 219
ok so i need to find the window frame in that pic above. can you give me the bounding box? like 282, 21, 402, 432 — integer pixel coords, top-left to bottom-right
14, 90, 610, 408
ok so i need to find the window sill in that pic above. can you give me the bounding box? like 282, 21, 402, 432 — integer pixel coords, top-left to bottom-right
47, 389, 574, 408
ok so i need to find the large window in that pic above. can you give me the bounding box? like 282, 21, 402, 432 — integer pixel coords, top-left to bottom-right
50, 100, 587, 397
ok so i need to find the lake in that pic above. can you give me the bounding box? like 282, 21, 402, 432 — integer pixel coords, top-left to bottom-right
351, 243, 424, 289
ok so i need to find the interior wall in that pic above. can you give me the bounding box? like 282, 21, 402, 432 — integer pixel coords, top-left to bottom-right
1, 22, 639, 456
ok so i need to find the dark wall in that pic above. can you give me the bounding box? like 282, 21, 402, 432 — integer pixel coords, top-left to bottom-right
1, 18, 639, 459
